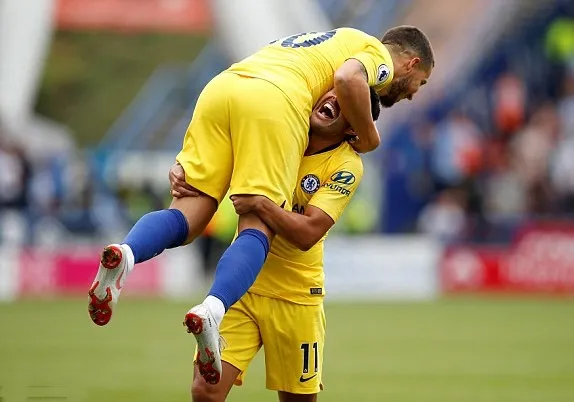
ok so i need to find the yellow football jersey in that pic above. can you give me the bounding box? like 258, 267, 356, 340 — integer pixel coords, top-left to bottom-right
227, 27, 394, 119
249, 142, 363, 305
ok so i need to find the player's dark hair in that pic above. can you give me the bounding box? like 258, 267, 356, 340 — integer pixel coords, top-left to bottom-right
369, 87, 381, 121
381, 25, 434, 70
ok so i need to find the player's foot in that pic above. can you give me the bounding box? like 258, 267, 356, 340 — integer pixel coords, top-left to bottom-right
88, 244, 132, 326
184, 304, 223, 384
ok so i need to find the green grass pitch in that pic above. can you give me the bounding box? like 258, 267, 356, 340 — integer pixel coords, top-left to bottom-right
1, 296, 573, 401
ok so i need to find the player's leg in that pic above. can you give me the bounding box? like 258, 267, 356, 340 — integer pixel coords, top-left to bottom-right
260, 297, 326, 398
192, 361, 239, 402
88, 73, 234, 326
205, 82, 309, 304
192, 294, 262, 398
184, 75, 310, 384
169, 195, 219, 242
87, 194, 218, 326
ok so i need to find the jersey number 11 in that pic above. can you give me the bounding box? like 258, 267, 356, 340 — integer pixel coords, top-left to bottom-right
300, 342, 319, 373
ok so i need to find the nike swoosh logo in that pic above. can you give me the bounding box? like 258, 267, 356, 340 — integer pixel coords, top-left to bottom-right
115, 269, 125, 291
299, 374, 317, 383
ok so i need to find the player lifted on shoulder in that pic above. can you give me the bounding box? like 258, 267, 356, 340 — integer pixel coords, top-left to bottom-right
169, 87, 381, 402
87, 25, 434, 384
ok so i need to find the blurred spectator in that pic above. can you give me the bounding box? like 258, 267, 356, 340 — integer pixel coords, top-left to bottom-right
417, 188, 467, 242
58, 169, 98, 236
430, 111, 483, 190
550, 73, 574, 210
557, 73, 574, 137
402, 6, 574, 242
482, 140, 526, 218
0, 140, 32, 211
550, 136, 574, 211
492, 72, 526, 139
0, 131, 34, 244
510, 103, 559, 214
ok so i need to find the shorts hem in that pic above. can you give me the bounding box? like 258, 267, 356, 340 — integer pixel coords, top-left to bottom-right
221, 357, 246, 374
175, 158, 224, 203
229, 187, 284, 206
266, 383, 323, 394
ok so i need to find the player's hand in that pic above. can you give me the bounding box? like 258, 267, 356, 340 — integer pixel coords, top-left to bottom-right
230, 195, 264, 215
346, 134, 359, 144
351, 126, 380, 153
169, 163, 200, 198
349, 135, 368, 153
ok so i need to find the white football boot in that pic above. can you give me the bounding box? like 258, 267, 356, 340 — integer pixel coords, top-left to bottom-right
88, 244, 133, 326
184, 304, 224, 384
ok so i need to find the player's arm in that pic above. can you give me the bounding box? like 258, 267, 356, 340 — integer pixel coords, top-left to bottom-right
231, 196, 334, 252
334, 59, 380, 154
232, 157, 364, 250
231, 195, 335, 251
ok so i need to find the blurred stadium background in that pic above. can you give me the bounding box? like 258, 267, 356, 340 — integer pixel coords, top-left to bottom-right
1, 0, 574, 401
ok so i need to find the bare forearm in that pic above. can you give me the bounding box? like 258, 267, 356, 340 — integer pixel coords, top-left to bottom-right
334, 74, 380, 152
255, 199, 313, 250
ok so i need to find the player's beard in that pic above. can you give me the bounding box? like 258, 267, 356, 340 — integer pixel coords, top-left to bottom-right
379, 76, 410, 108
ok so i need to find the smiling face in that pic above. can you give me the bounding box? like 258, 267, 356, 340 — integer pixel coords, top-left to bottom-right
309, 89, 353, 141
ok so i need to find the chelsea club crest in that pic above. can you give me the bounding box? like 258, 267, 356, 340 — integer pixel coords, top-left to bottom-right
301, 174, 320, 194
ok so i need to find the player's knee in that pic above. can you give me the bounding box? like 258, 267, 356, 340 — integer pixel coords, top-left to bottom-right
191, 379, 223, 402
169, 195, 218, 244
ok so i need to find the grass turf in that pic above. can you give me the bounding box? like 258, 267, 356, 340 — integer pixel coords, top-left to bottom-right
0, 296, 573, 401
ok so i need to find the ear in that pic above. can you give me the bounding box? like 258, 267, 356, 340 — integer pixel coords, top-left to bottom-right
407, 57, 421, 71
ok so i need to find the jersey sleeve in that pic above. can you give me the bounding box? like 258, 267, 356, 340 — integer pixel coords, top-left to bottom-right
348, 36, 394, 89
307, 155, 364, 224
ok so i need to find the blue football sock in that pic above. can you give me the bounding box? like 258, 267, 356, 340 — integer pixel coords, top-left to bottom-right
123, 209, 189, 264
208, 229, 270, 311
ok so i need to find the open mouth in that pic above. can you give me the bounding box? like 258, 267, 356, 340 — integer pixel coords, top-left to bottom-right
318, 98, 339, 120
